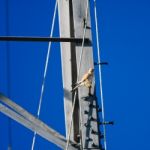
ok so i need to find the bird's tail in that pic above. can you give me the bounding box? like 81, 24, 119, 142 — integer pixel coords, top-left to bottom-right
70, 84, 81, 92
72, 81, 82, 86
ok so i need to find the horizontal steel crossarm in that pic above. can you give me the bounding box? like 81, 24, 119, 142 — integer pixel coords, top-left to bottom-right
0, 36, 90, 43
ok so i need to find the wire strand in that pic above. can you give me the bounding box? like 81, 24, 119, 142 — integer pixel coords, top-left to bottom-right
93, 0, 107, 150
65, 0, 89, 149
31, 1, 58, 150
6, 0, 12, 149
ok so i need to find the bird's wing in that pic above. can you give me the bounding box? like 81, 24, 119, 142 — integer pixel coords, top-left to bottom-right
81, 73, 89, 82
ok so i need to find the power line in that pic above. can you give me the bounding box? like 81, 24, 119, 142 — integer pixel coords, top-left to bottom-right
31, 1, 58, 150
6, 0, 12, 149
93, 0, 107, 150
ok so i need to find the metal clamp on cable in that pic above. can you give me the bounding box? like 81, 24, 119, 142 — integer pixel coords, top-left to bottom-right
94, 62, 109, 66
99, 121, 114, 125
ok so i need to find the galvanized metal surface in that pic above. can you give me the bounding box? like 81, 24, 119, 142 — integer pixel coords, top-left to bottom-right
72, 0, 100, 149
0, 93, 78, 150
58, 0, 76, 142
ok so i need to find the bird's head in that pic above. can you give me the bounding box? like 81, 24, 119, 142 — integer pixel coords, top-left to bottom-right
88, 68, 94, 74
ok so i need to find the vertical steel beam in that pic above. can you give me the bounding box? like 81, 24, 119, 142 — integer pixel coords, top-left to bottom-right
72, 0, 100, 149
58, 0, 81, 144
57, 0, 76, 142
58, 0, 100, 149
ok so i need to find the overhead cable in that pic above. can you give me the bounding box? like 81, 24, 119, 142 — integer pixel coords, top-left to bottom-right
31, 1, 58, 150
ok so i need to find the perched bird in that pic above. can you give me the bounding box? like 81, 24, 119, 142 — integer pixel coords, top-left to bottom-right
71, 68, 94, 94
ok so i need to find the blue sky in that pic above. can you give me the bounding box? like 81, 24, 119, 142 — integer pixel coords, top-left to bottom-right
0, 0, 150, 150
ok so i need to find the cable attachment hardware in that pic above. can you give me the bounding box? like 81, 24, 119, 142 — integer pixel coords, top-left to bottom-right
88, 103, 97, 108
98, 107, 102, 112
88, 116, 97, 122
83, 17, 91, 29
84, 122, 91, 128
83, 18, 87, 27
82, 95, 97, 102
100, 134, 104, 139
92, 143, 99, 148
84, 110, 89, 114
96, 105, 102, 112
99, 121, 114, 125
88, 103, 93, 108
98, 131, 104, 139
86, 137, 92, 142
91, 129, 104, 138
94, 62, 109, 66
91, 129, 98, 135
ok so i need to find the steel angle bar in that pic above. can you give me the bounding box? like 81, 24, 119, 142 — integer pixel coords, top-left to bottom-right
0, 36, 90, 44
0, 93, 78, 150
0, 93, 58, 135
0, 103, 66, 149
